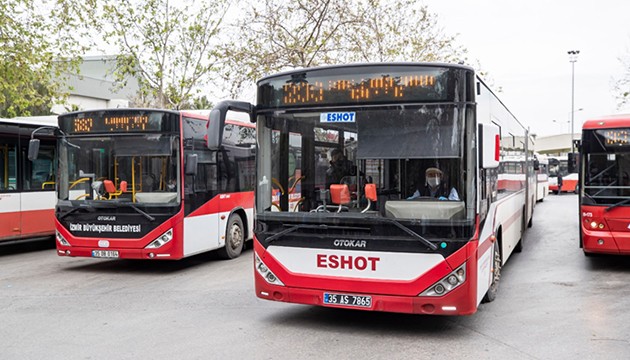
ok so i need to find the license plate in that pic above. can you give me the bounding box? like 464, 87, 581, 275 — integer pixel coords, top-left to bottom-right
323, 292, 372, 308
92, 250, 119, 258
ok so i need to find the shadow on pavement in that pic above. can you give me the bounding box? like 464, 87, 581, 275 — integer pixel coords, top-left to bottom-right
584, 254, 630, 273
263, 304, 465, 335
57, 247, 252, 275
0, 237, 55, 257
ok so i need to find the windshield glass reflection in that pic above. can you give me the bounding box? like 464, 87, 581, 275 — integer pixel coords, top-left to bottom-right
58, 135, 180, 207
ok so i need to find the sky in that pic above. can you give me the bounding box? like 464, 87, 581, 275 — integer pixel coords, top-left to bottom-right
422, 0, 630, 137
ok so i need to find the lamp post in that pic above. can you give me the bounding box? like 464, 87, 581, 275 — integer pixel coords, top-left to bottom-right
568, 50, 580, 152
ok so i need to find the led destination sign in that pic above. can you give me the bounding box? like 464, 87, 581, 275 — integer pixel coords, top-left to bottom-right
72, 115, 152, 133
258, 65, 453, 108
598, 129, 630, 146
60, 111, 175, 134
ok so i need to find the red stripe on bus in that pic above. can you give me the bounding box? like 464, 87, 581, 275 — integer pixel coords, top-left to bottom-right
187, 191, 254, 218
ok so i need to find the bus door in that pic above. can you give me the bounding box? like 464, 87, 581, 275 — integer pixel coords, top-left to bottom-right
0, 141, 20, 240
20, 140, 56, 237
183, 115, 221, 254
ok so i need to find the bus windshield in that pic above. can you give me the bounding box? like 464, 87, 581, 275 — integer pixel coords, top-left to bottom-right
549, 158, 567, 177
583, 152, 630, 205
256, 105, 473, 225
58, 134, 180, 207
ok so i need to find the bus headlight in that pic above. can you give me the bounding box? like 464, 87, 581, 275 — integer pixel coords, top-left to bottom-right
255, 253, 284, 286
586, 219, 605, 230
145, 229, 173, 249
56, 231, 70, 246
419, 264, 466, 297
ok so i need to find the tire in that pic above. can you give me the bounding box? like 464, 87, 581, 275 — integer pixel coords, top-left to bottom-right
217, 214, 244, 259
482, 241, 502, 303
514, 210, 525, 253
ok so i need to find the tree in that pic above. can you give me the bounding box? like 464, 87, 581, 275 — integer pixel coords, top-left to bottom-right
218, 0, 361, 99
218, 0, 467, 99
342, 0, 467, 64
614, 51, 630, 109
189, 95, 214, 110
102, 0, 229, 109
0, 0, 97, 117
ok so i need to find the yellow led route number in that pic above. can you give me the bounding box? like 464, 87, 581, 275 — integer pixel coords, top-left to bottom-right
258, 65, 450, 108
281, 75, 436, 105
600, 129, 630, 146
70, 114, 159, 134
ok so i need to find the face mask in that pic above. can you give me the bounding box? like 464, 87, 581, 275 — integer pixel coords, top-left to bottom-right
428, 176, 441, 187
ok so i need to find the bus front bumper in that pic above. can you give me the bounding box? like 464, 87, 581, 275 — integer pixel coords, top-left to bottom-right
254, 273, 478, 316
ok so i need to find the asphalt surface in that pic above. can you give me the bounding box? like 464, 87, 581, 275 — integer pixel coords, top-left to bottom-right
1, 194, 629, 359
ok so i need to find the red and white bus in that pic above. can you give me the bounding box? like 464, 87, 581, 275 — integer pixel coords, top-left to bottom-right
250, 63, 535, 315
1, 116, 57, 244
535, 153, 549, 201
549, 155, 578, 194
579, 114, 630, 255
30, 106, 255, 259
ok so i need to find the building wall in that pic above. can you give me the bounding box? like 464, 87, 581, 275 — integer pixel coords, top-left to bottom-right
52, 56, 138, 114
533, 133, 581, 156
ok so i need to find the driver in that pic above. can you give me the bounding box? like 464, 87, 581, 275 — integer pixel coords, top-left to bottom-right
408, 167, 459, 200
325, 148, 354, 187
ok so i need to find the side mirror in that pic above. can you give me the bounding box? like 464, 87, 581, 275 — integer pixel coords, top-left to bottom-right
28, 139, 40, 161
185, 154, 198, 176
206, 100, 255, 150
206, 109, 222, 150
478, 123, 500, 169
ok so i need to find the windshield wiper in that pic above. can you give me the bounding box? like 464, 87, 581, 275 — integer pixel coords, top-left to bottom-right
122, 203, 156, 221
58, 204, 95, 220
605, 198, 630, 212
368, 217, 438, 251
582, 191, 597, 204
266, 224, 369, 244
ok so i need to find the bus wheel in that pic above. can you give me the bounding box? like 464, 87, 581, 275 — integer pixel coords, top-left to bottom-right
218, 214, 244, 259
482, 242, 502, 303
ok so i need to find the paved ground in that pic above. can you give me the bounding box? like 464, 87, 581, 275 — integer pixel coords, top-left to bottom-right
1, 194, 629, 359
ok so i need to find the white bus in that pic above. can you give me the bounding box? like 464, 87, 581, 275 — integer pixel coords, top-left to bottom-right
535, 153, 549, 201
0, 116, 57, 244
549, 155, 578, 193
251, 63, 536, 315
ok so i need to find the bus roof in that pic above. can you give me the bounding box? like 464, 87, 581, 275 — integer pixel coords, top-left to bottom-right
582, 114, 630, 130
0, 116, 58, 127
61, 108, 180, 118
257, 62, 475, 83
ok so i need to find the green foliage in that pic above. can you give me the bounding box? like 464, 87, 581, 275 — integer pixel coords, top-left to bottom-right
102, 0, 228, 109
189, 95, 214, 110
0, 0, 97, 117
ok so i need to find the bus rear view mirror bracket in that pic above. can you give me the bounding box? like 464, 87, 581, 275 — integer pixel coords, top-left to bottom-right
207, 100, 255, 150
28, 125, 58, 161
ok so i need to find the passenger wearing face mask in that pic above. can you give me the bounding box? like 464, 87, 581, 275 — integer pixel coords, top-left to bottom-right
407, 167, 460, 201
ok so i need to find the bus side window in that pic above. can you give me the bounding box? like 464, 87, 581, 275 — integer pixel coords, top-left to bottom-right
23, 144, 55, 191
0, 143, 17, 191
